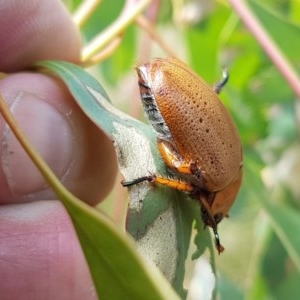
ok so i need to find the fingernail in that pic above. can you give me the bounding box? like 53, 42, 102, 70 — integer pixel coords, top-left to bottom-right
2, 91, 74, 198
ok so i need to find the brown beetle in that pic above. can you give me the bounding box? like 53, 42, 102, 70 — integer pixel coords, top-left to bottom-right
122, 57, 243, 254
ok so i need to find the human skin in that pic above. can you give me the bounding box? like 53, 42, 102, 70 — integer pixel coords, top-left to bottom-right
0, 1, 117, 299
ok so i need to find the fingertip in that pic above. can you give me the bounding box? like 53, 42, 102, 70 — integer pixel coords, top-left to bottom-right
0, 201, 97, 299
0, 0, 82, 72
0, 73, 117, 205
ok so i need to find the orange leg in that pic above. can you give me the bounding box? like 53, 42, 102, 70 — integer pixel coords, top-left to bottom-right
153, 175, 193, 192
122, 174, 193, 193
122, 173, 224, 254
157, 141, 192, 174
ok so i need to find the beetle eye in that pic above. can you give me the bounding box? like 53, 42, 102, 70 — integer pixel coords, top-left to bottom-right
214, 213, 223, 224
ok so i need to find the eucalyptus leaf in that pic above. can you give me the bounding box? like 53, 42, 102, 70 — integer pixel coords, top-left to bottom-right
263, 201, 300, 273
61, 192, 180, 300
36, 60, 183, 299
0, 73, 179, 300
36, 60, 209, 297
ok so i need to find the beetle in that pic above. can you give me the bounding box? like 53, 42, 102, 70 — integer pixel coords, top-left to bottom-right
122, 57, 243, 254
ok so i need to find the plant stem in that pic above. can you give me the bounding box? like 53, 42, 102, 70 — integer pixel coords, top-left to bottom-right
230, 0, 300, 100
73, 0, 102, 28
81, 0, 151, 62
136, 15, 179, 58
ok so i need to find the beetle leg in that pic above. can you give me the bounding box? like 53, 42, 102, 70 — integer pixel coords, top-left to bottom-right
158, 141, 193, 174
121, 175, 155, 186
122, 174, 193, 193
152, 175, 193, 192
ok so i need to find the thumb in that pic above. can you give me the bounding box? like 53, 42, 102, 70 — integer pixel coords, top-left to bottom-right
0, 72, 117, 205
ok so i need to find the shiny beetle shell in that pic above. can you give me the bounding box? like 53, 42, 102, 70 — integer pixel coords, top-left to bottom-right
130, 57, 243, 253
137, 57, 242, 190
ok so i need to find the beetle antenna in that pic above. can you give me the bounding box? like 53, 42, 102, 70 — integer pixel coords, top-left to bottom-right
213, 68, 229, 94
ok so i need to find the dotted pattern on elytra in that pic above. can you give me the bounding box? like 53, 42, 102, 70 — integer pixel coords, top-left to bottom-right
147, 60, 242, 192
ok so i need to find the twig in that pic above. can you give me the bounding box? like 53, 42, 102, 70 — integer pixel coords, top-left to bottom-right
230, 0, 300, 100
136, 15, 178, 58
82, 35, 123, 67
73, 0, 102, 28
81, 0, 151, 62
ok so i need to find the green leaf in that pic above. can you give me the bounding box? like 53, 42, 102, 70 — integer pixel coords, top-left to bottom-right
36, 60, 181, 300
37, 60, 216, 297
263, 201, 300, 273
186, 6, 231, 82
275, 270, 300, 300
126, 185, 194, 296
37, 60, 146, 136
219, 276, 244, 300
62, 193, 179, 300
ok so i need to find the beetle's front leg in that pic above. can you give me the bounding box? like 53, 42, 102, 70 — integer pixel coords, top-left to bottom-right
122, 174, 193, 193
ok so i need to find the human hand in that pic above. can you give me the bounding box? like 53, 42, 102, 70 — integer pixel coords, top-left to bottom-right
0, 1, 117, 299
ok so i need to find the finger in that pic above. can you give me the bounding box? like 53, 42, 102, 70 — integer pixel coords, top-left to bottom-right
0, 73, 117, 205
0, 201, 97, 300
0, 0, 81, 72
